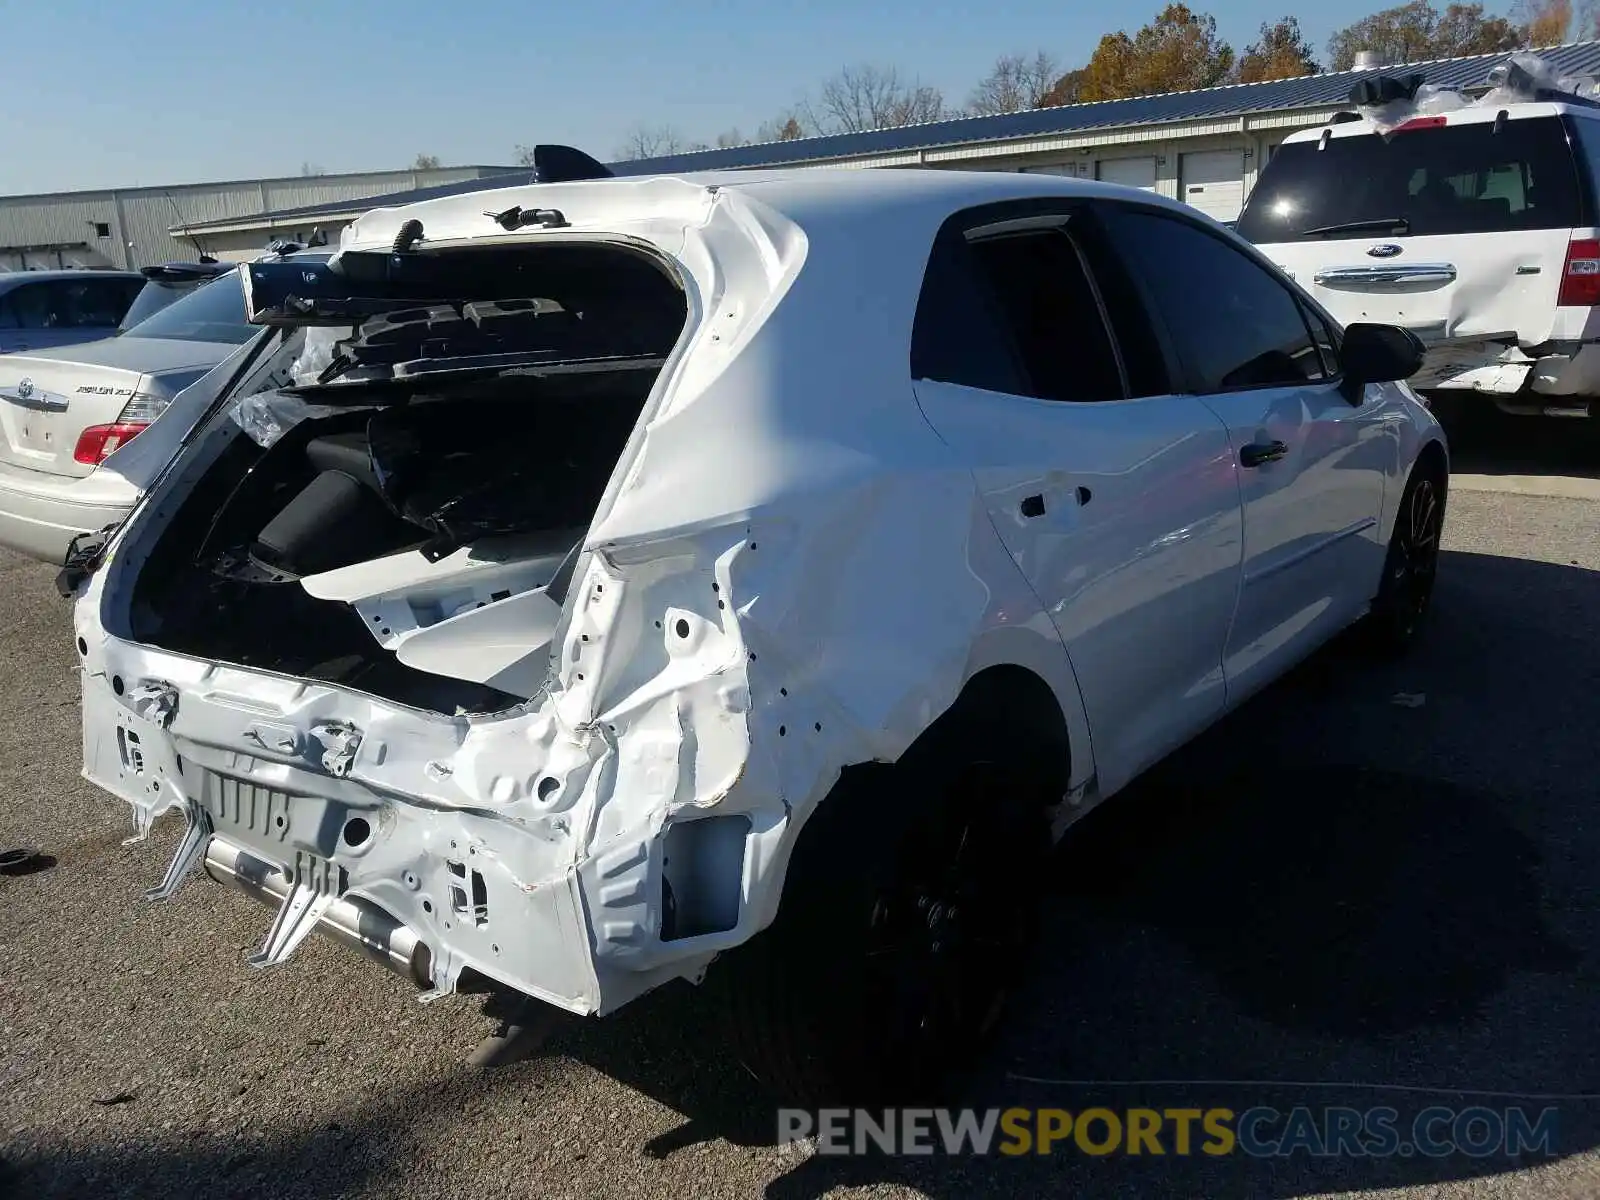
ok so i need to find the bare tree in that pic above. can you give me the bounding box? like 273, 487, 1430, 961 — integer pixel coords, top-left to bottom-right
614, 125, 687, 160
412, 153, 442, 170
967, 52, 1059, 115
803, 65, 946, 134
716, 128, 747, 148
300, 161, 326, 177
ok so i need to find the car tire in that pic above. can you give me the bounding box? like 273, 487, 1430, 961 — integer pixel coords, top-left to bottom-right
1364, 456, 1446, 657
719, 718, 1054, 1107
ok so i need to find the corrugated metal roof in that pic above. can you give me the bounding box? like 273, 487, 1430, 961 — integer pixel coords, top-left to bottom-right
180, 40, 1600, 235
627, 40, 1600, 172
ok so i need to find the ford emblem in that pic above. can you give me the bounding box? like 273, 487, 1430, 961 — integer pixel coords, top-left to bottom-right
16, 378, 34, 399
1367, 244, 1403, 258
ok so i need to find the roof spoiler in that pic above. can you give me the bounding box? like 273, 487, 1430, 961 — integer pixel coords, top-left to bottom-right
138, 261, 230, 282
523, 145, 613, 183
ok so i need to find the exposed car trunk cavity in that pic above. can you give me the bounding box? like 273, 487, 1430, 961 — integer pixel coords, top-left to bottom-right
124, 240, 687, 715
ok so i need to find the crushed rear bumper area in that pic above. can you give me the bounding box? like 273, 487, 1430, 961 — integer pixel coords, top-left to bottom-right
79, 664, 605, 1014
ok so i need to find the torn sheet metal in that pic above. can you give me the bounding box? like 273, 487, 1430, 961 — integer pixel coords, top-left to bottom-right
311, 721, 363, 778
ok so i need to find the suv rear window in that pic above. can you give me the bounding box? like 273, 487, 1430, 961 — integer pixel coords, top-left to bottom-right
1237, 115, 1586, 242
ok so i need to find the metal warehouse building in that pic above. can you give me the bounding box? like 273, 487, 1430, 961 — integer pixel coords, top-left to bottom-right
10, 40, 1600, 270
0, 165, 519, 272
161, 39, 1600, 256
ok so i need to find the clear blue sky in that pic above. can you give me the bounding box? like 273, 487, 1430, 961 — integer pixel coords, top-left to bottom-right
0, 0, 1479, 194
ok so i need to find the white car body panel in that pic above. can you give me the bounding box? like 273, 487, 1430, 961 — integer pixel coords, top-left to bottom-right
1252, 101, 1600, 402
912, 382, 1241, 797
1198, 380, 1392, 701
68, 169, 1446, 1017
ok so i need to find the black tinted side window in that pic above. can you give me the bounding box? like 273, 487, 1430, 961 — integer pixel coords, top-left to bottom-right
65, 278, 137, 327
6, 283, 56, 329
911, 233, 1029, 395
966, 227, 1124, 403
1107, 209, 1327, 393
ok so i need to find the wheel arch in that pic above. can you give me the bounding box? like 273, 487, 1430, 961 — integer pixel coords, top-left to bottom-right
744, 656, 1081, 940
1415, 436, 1449, 491
1381, 430, 1450, 550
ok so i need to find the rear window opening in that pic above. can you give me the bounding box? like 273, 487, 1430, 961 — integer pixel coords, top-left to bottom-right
1237, 115, 1588, 243
124, 240, 687, 716
119, 271, 256, 344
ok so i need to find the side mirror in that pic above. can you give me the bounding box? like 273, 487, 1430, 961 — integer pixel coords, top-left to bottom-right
1340, 322, 1425, 385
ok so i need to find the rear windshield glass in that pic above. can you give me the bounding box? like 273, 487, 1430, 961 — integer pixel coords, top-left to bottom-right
121, 270, 255, 345
117, 279, 203, 333
1236, 115, 1584, 243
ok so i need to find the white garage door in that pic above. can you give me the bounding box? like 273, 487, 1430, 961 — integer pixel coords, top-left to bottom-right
1095, 156, 1158, 191
1180, 150, 1246, 221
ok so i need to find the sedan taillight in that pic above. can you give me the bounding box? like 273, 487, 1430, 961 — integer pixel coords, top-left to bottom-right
73, 422, 148, 465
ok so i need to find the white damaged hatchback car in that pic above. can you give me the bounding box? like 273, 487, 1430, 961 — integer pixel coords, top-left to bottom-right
68, 167, 1448, 1103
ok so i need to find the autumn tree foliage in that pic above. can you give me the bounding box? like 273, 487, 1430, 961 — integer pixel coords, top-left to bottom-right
1518, 0, 1573, 43
1328, 2, 1525, 70
1237, 17, 1321, 82
1075, 5, 1236, 101
1039, 67, 1088, 107
579, 2, 1580, 161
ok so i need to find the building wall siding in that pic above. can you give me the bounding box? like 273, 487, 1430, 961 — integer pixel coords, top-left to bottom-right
1, 168, 503, 271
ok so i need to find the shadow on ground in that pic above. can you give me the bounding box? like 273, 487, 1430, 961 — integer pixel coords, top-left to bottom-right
1432, 395, 1600, 481
8, 549, 1599, 1200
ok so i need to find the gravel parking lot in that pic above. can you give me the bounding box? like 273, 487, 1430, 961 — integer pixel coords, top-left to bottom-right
3, 411, 1599, 1199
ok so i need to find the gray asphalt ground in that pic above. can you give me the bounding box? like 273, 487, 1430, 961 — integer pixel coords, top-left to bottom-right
2, 406, 1599, 1199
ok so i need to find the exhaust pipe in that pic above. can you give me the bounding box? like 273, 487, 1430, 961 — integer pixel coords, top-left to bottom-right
203, 837, 434, 989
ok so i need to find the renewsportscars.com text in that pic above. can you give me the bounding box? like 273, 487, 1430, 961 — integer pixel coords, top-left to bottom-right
779, 1105, 1559, 1159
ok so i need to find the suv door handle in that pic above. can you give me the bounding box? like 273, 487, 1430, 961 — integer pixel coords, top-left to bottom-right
1240, 440, 1288, 468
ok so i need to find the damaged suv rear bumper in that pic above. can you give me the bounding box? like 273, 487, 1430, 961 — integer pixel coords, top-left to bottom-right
1420, 337, 1600, 406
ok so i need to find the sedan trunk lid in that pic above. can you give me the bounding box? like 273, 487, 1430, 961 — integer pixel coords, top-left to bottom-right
0, 336, 236, 479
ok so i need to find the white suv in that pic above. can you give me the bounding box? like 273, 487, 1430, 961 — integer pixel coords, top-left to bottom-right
1240, 82, 1600, 417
